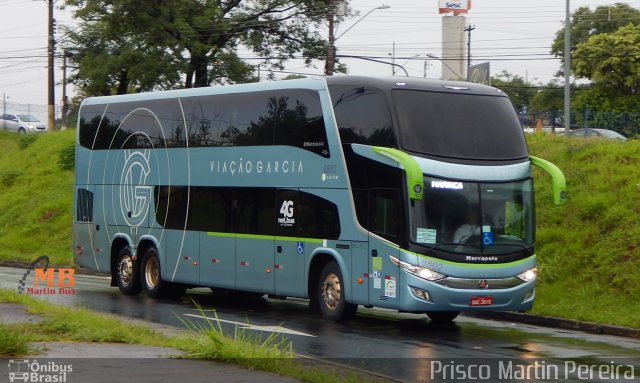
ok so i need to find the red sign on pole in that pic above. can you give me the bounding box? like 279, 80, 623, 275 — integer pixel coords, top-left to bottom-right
438, 0, 472, 15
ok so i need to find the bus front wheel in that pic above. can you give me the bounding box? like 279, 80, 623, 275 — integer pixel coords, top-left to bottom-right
116, 246, 141, 295
318, 261, 357, 322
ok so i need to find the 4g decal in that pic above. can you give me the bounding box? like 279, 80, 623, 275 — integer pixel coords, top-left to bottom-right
278, 200, 295, 227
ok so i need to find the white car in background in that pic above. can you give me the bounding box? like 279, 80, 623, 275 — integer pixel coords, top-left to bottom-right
0, 113, 47, 133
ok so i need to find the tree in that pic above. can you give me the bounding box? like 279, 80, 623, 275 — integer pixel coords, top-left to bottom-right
529, 80, 563, 116
63, 20, 183, 96
573, 24, 640, 94
570, 23, 640, 135
551, 3, 640, 60
548, 4, 640, 135
490, 71, 536, 113
62, 0, 335, 95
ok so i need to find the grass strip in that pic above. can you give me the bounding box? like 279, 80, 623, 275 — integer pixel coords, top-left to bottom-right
0, 289, 384, 383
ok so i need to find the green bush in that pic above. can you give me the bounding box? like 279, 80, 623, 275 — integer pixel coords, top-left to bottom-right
0, 324, 30, 356
18, 134, 39, 150
0, 170, 22, 187
58, 143, 75, 171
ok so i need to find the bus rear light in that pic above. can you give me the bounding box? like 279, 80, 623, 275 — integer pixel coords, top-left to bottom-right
410, 286, 432, 302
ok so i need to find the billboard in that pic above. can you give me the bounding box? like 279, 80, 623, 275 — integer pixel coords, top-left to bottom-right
468, 62, 490, 85
439, 1, 472, 15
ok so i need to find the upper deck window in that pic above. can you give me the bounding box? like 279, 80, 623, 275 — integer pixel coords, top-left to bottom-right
328, 85, 397, 147
183, 89, 329, 157
78, 89, 329, 157
392, 89, 528, 161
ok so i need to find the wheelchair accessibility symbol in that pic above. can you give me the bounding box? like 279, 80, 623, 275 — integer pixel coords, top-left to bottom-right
482, 232, 494, 246
297, 242, 304, 254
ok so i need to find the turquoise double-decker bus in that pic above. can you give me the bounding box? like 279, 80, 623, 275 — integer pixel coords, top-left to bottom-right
73, 76, 565, 323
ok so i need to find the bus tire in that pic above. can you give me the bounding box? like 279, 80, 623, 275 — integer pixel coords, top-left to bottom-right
141, 246, 170, 299
115, 246, 141, 295
427, 311, 460, 323
318, 261, 357, 322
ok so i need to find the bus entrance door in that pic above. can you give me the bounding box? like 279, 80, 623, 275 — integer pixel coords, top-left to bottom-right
273, 189, 303, 297
350, 241, 369, 305
274, 238, 305, 297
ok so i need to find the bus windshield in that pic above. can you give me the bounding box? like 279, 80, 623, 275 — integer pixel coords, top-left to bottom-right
409, 176, 534, 255
392, 89, 528, 161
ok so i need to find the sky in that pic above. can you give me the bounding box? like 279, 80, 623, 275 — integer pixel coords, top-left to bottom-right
0, 0, 638, 116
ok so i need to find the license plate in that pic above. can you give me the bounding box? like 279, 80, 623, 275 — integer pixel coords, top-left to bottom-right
470, 296, 493, 306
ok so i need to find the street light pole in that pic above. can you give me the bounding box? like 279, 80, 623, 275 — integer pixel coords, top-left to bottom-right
427, 54, 463, 80
325, 4, 390, 76
337, 55, 408, 76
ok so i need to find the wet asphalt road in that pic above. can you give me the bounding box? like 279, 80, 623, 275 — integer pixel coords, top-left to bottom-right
2, 266, 639, 382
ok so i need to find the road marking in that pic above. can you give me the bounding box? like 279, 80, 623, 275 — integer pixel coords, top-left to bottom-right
182, 313, 316, 338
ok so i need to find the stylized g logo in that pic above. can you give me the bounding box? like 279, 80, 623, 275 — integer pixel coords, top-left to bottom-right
120, 150, 152, 226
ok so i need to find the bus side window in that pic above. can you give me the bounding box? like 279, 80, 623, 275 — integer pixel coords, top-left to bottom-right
369, 189, 400, 242
187, 187, 234, 232
328, 85, 396, 148
298, 192, 341, 239
352, 189, 368, 230
234, 189, 276, 236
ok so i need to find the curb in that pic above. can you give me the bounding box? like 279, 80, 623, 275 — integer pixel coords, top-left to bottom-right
466, 311, 640, 339
3, 262, 639, 339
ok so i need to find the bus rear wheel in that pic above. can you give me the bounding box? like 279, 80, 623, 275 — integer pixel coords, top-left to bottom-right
141, 247, 185, 299
141, 247, 167, 298
318, 261, 357, 322
116, 246, 141, 295
427, 311, 460, 323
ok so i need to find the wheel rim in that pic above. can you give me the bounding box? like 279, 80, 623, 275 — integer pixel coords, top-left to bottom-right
145, 256, 159, 290
118, 255, 134, 287
321, 272, 341, 310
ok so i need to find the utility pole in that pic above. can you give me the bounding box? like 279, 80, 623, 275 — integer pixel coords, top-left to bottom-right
47, 0, 56, 132
391, 41, 396, 75
325, 0, 336, 76
3, 93, 7, 130
564, 0, 571, 133
61, 50, 70, 129
325, 3, 389, 76
464, 25, 475, 81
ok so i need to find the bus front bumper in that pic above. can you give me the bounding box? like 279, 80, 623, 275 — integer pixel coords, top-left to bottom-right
399, 273, 536, 312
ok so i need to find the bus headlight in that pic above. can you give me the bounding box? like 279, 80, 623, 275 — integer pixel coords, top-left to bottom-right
390, 256, 445, 281
517, 267, 537, 282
